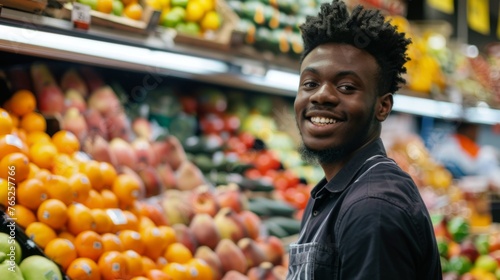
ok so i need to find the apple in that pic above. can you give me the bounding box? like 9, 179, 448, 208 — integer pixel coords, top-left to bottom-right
474, 254, 498, 273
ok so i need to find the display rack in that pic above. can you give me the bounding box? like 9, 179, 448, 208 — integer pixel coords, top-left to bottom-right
1, 7, 499, 125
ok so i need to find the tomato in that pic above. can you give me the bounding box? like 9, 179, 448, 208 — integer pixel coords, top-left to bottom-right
238, 132, 255, 149
244, 168, 262, 180
199, 113, 224, 134
254, 152, 281, 174
179, 95, 198, 115
223, 114, 241, 133
226, 136, 247, 154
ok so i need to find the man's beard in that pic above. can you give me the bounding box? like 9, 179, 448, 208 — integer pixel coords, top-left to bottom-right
298, 143, 346, 165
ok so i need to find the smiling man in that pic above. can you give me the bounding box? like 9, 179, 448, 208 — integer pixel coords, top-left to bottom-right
286, 1, 442, 279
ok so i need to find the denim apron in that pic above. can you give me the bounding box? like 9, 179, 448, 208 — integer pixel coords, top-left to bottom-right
285, 155, 393, 280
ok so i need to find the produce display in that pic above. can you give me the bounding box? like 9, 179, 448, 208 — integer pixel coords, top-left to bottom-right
0, 61, 327, 279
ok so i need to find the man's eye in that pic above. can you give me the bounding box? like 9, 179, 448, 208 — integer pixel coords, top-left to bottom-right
303, 82, 317, 88
338, 85, 356, 91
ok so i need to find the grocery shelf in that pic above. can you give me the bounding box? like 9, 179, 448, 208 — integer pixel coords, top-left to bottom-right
0, 7, 499, 125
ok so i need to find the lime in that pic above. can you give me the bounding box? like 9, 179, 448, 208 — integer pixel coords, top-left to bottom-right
161, 10, 183, 28
177, 22, 200, 35
170, 6, 186, 20
112, 0, 124, 16
78, 0, 98, 10
171, 0, 188, 8
201, 10, 220, 31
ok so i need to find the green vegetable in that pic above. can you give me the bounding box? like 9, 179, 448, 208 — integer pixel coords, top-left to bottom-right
448, 255, 472, 275
447, 216, 470, 243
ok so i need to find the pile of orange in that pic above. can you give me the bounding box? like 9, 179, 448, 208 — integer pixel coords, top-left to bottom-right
0, 89, 217, 279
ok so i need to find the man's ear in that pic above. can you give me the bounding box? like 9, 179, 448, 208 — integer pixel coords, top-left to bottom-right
376, 93, 393, 122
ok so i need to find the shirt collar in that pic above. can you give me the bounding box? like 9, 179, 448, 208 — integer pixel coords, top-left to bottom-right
311, 138, 387, 197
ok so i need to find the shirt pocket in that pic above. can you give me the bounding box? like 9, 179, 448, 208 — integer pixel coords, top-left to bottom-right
286, 242, 337, 280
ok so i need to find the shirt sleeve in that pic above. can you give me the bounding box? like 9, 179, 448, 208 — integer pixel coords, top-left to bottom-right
336, 197, 422, 280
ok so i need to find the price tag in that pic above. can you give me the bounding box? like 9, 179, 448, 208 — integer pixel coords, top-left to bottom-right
71, 2, 91, 31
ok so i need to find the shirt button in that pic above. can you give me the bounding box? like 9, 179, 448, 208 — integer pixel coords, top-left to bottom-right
313, 210, 319, 216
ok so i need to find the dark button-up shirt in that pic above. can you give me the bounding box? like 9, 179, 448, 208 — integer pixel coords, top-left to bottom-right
286, 138, 442, 279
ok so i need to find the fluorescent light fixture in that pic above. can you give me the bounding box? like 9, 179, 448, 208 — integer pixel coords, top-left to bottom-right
393, 94, 462, 119
0, 24, 228, 75
464, 106, 500, 125
264, 69, 300, 92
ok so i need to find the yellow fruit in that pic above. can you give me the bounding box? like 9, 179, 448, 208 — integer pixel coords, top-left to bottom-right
124, 3, 143, 20
185, 0, 205, 22
200, 10, 220, 31
197, 0, 214, 12
97, 0, 114, 13
52, 130, 80, 154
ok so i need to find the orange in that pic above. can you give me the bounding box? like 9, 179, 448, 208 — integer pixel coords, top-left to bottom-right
97, 0, 113, 13
101, 233, 123, 252
156, 256, 168, 269
16, 178, 49, 211
8, 112, 19, 128
67, 203, 97, 235
11, 127, 27, 143
162, 262, 189, 280
29, 142, 58, 169
58, 231, 76, 244
26, 131, 51, 147
91, 208, 113, 234
0, 134, 29, 159
9, 90, 36, 117
52, 130, 80, 154
8, 204, 37, 229
124, 3, 143, 20
81, 160, 105, 191
122, 249, 144, 278
138, 216, 156, 232
66, 257, 101, 280
52, 153, 79, 178
122, 0, 138, 6
101, 189, 119, 208
0, 178, 8, 206
158, 226, 177, 250
118, 230, 145, 255
141, 256, 157, 272
142, 226, 170, 260
112, 174, 143, 206
147, 269, 173, 280
68, 173, 92, 204
44, 175, 73, 206
131, 277, 149, 280
74, 230, 104, 261
0, 108, 13, 135
25, 221, 57, 249
34, 168, 52, 183
0, 152, 30, 182
164, 242, 193, 264
20, 111, 46, 133
44, 238, 77, 270
100, 162, 117, 189
84, 189, 105, 209
37, 198, 68, 230
98, 251, 130, 280
27, 162, 40, 179
122, 210, 139, 231
187, 258, 214, 280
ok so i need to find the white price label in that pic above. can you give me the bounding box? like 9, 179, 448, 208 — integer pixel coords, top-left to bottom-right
71, 2, 91, 30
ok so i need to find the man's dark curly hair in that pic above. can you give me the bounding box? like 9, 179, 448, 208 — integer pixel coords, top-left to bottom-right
300, 0, 411, 94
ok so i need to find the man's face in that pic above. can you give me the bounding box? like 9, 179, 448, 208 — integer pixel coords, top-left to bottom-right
295, 43, 388, 163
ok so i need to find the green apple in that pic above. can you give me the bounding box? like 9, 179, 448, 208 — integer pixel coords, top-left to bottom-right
171, 0, 188, 8
20, 255, 63, 280
475, 255, 498, 273
0, 233, 21, 265
161, 11, 183, 28
112, 0, 124, 16
0, 252, 23, 280
170, 6, 186, 20
77, 0, 97, 10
